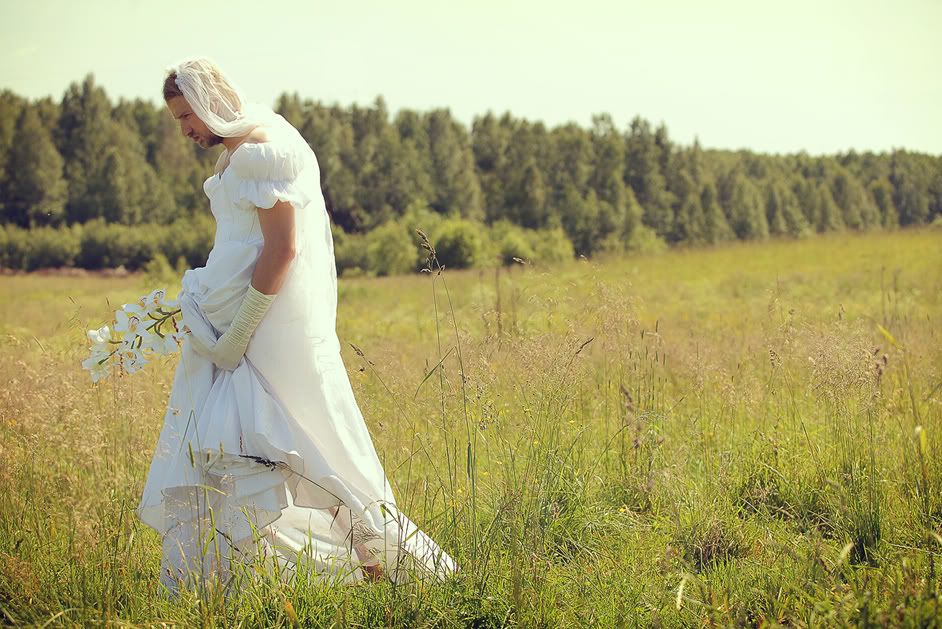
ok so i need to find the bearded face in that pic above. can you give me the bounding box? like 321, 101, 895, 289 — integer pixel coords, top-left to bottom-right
166, 96, 224, 148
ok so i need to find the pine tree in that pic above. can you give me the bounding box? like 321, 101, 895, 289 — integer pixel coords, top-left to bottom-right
589, 113, 625, 206
113, 98, 161, 162
815, 183, 844, 232
275, 92, 305, 130
890, 151, 931, 226
765, 185, 787, 237
548, 124, 592, 189
766, 180, 810, 237
471, 111, 512, 223
509, 159, 548, 228
0, 90, 26, 206
725, 174, 768, 240
700, 181, 733, 244
791, 177, 818, 227
625, 117, 673, 237
426, 109, 483, 220
558, 182, 595, 256
99, 147, 130, 224
301, 104, 365, 231
153, 110, 204, 214
831, 172, 863, 229
672, 174, 705, 244
868, 177, 898, 228
107, 120, 172, 224
622, 185, 644, 243
4, 107, 68, 226
782, 183, 811, 237
57, 74, 114, 223
33, 97, 60, 138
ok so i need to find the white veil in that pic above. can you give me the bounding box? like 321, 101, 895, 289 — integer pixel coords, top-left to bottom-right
167, 56, 279, 138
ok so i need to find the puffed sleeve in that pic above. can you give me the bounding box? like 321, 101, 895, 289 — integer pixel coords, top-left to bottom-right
226, 140, 316, 211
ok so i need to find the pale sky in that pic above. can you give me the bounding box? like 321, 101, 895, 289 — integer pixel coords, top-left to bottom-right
1, 0, 940, 155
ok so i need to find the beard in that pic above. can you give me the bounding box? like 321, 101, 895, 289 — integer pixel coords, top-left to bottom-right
199, 132, 224, 148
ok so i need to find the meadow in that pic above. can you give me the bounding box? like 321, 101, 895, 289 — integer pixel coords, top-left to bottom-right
0, 228, 940, 626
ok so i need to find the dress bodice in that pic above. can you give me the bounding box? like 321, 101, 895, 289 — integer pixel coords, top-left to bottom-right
182, 115, 340, 350
202, 170, 264, 249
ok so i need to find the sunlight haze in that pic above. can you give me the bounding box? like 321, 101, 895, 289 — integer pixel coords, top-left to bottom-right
1, 0, 939, 154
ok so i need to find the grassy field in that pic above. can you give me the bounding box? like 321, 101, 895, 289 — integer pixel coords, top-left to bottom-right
0, 228, 940, 626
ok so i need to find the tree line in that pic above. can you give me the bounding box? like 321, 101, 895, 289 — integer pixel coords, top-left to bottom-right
1, 74, 940, 274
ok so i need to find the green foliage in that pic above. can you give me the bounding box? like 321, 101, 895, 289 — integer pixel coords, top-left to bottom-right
332, 224, 369, 278
76, 219, 157, 269
625, 116, 673, 237
427, 110, 483, 221
490, 219, 536, 265
814, 182, 844, 233
365, 220, 418, 276
527, 225, 576, 264
1, 79, 940, 273
726, 174, 769, 240
624, 224, 667, 254
143, 252, 176, 286
0, 224, 81, 270
766, 181, 811, 238
4, 107, 67, 227
160, 215, 214, 268
869, 177, 898, 228
0, 217, 213, 272
432, 218, 492, 269
0, 230, 941, 625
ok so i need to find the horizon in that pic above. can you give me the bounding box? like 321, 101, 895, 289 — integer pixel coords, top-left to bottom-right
1, 0, 940, 156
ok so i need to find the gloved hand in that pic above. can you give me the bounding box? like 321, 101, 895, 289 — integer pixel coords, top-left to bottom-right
190, 285, 276, 371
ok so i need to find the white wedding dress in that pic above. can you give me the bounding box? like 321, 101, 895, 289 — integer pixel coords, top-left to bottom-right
136, 114, 457, 594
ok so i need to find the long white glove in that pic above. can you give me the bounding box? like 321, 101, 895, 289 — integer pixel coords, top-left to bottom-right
190, 285, 276, 371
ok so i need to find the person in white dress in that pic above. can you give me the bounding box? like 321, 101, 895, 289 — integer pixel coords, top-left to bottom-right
138, 56, 458, 596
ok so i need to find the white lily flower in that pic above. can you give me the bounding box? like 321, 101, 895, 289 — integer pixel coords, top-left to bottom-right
83, 287, 185, 382
82, 352, 112, 382
86, 325, 112, 353
121, 302, 147, 326
117, 346, 148, 373
144, 288, 167, 310
141, 331, 180, 356
115, 310, 155, 345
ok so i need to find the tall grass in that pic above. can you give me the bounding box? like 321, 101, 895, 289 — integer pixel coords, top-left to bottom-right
0, 228, 940, 625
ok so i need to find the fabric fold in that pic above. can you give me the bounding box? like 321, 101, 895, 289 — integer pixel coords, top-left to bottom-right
137, 278, 458, 594
137, 111, 458, 596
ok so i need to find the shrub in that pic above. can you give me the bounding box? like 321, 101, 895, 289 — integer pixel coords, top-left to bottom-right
144, 252, 177, 286
160, 215, 213, 268
77, 219, 159, 270
527, 226, 575, 265
400, 199, 446, 267
27, 225, 82, 270
365, 221, 418, 276
431, 218, 494, 269
490, 220, 535, 265
626, 224, 667, 254
332, 224, 369, 277
0, 225, 31, 270
0, 224, 82, 270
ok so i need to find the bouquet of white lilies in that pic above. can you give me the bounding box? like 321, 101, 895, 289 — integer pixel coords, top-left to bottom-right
82, 288, 187, 382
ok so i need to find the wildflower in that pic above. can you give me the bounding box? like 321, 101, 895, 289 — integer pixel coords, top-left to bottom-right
86, 325, 113, 354
81, 352, 112, 383
115, 309, 153, 345
82, 288, 183, 382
